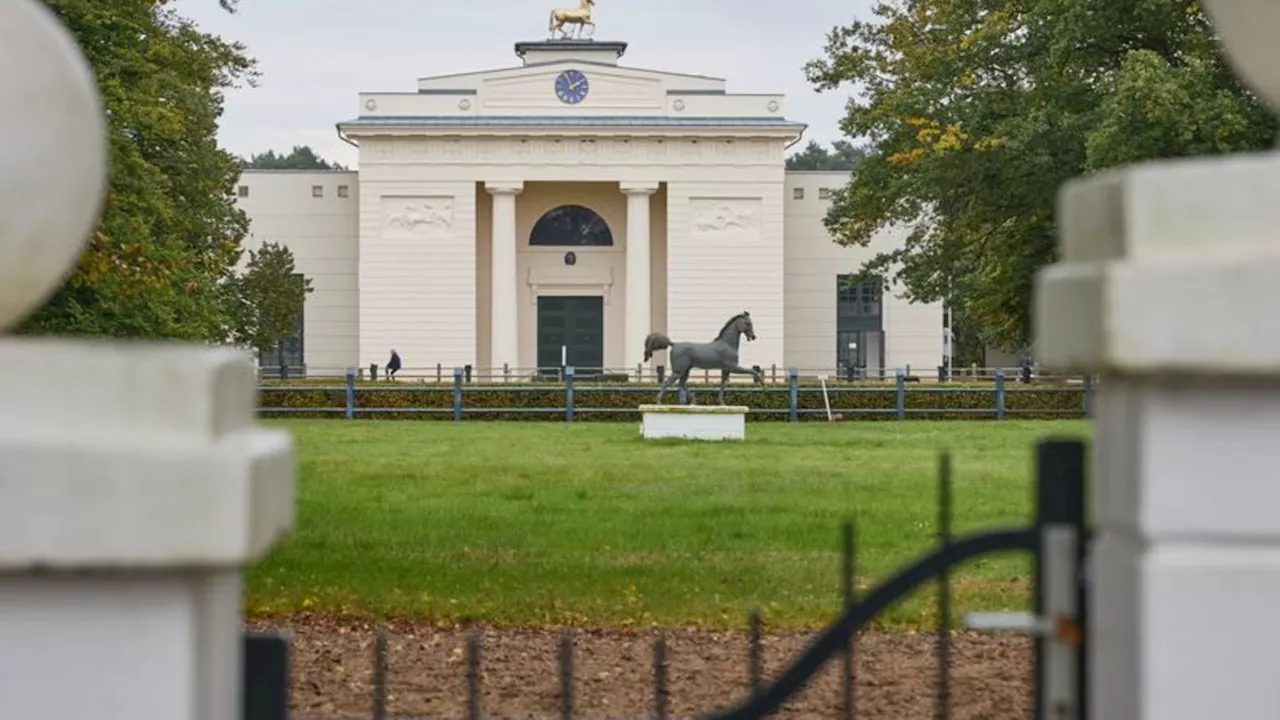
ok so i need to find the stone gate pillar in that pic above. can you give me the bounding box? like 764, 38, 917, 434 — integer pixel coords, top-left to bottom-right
0, 2, 296, 719
1035, 2, 1280, 717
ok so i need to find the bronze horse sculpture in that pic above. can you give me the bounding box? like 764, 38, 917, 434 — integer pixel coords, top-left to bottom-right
643, 311, 764, 405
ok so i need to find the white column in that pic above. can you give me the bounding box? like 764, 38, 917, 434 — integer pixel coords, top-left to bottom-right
485, 180, 523, 377
622, 182, 659, 375
0, 5, 295, 720
1036, 4, 1280, 715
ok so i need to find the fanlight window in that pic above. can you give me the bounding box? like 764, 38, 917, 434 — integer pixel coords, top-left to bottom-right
529, 204, 614, 247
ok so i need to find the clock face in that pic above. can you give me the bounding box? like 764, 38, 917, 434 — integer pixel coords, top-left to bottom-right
554, 70, 589, 105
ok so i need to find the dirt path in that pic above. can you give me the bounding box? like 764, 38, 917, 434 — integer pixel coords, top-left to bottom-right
247, 616, 1032, 719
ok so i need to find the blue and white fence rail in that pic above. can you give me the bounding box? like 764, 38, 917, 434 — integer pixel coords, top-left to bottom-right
257, 367, 1096, 422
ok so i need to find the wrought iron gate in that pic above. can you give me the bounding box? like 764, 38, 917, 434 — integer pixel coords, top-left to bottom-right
243, 437, 1088, 720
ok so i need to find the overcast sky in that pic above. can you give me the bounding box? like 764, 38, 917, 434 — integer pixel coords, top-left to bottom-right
169, 0, 875, 168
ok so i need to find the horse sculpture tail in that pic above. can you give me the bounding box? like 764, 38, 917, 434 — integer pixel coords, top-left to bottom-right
643, 332, 672, 362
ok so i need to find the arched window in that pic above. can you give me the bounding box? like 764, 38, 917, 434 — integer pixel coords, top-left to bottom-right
529, 204, 614, 247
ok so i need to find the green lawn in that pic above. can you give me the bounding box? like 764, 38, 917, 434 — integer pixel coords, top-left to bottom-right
247, 419, 1089, 630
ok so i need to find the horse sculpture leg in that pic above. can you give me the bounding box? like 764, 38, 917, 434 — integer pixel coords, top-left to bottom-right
718, 369, 730, 405
678, 368, 693, 405
656, 368, 681, 404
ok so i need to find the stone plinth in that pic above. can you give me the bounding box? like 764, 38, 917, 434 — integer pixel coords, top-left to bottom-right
639, 404, 748, 440
1035, 151, 1280, 719
0, 3, 296, 719
0, 340, 295, 720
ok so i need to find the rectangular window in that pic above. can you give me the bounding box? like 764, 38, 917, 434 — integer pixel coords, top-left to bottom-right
237, 185, 249, 198
792, 187, 804, 199
819, 187, 835, 200
337, 184, 350, 198
311, 185, 323, 198
258, 273, 305, 375
836, 275, 882, 316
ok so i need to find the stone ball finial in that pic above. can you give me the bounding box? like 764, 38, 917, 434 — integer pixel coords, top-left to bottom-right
0, 0, 108, 333
1203, 0, 1280, 115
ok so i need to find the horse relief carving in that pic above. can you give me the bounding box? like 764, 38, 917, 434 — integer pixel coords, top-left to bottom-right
384, 199, 454, 235
691, 202, 756, 233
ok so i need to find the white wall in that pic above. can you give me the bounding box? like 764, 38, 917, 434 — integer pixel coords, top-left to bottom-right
783, 171, 944, 374
666, 177, 787, 371
233, 170, 359, 374
357, 177, 478, 373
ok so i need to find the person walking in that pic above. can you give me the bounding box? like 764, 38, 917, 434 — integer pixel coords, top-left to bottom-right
386, 349, 402, 380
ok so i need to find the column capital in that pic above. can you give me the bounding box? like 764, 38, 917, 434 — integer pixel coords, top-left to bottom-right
620, 181, 660, 196
484, 180, 524, 196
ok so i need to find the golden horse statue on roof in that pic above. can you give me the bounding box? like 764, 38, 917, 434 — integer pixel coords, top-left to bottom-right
549, 0, 596, 40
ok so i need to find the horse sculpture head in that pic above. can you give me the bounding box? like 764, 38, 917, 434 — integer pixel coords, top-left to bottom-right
736, 311, 756, 342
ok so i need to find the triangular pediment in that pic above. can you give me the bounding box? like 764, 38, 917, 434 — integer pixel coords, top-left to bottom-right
414, 60, 728, 116
418, 60, 725, 92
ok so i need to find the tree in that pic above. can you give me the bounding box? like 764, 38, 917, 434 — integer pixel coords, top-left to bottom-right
804, 0, 1276, 351
22, 0, 256, 341
786, 140, 867, 171
231, 241, 313, 366
241, 145, 345, 171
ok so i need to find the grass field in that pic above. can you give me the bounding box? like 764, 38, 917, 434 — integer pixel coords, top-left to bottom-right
246, 419, 1088, 630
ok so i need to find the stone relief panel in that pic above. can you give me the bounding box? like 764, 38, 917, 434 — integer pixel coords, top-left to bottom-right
381, 196, 454, 238
362, 138, 781, 166
689, 198, 761, 235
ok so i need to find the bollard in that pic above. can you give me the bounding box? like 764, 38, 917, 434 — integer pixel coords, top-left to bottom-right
656, 364, 665, 383
345, 367, 356, 419
895, 370, 906, 420
453, 367, 464, 421
504, 362, 511, 383
369, 363, 378, 382
788, 367, 799, 422
436, 363, 443, 383
771, 364, 778, 384
565, 365, 575, 422
464, 364, 472, 384
995, 368, 1006, 420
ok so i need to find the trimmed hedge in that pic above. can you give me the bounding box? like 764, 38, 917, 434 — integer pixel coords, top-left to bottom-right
258, 381, 1088, 422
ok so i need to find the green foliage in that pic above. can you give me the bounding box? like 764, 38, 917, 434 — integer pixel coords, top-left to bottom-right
231, 241, 313, 360
258, 381, 1085, 421
23, 0, 256, 341
785, 139, 867, 171
241, 145, 346, 171
804, 0, 1277, 351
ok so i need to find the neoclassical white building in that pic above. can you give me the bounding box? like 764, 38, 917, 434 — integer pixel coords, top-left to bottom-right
234, 38, 944, 378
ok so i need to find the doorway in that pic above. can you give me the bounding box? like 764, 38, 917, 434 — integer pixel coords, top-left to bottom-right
536, 295, 604, 376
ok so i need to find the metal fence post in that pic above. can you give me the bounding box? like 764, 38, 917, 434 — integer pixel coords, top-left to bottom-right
995, 368, 1006, 420
788, 367, 799, 422
1033, 439, 1087, 720
1082, 374, 1093, 418
565, 365, 575, 422
895, 369, 906, 420
453, 366, 464, 421
344, 367, 356, 420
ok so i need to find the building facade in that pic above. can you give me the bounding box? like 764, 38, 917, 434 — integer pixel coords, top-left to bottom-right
233, 38, 944, 378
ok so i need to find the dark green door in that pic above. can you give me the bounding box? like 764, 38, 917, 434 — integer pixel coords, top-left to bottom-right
537, 296, 604, 375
